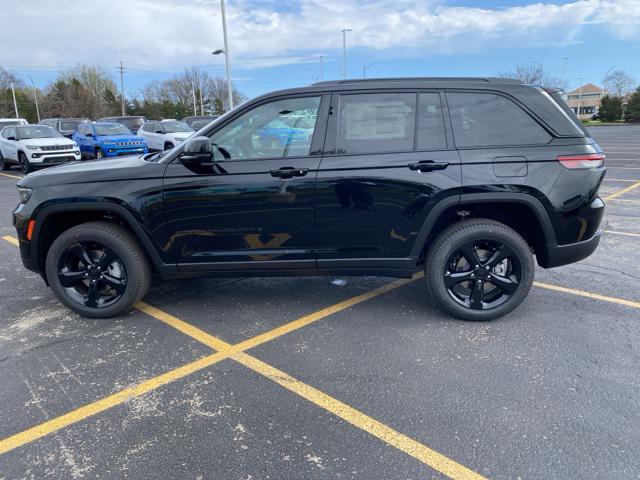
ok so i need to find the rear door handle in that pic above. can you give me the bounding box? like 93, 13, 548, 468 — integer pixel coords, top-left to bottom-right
408, 161, 450, 172
270, 167, 309, 179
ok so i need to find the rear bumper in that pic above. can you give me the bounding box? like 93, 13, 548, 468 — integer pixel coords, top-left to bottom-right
537, 230, 601, 268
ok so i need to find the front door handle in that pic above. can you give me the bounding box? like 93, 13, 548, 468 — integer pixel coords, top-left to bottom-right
270, 167, 309, 179
408, 161, 450, 172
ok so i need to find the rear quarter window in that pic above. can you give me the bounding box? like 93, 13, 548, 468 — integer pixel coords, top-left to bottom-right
447, 92, 552, 147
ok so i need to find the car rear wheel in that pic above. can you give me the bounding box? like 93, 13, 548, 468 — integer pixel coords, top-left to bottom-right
45, 221, 151, 318
18, 152, 32, 174
95, 148, 104, 159
424, 219, 534, 321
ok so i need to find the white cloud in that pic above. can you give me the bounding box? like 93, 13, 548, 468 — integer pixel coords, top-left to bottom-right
0, 0, 638, 72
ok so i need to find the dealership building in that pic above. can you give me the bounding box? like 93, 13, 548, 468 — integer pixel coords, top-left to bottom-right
565, 83, 606, 120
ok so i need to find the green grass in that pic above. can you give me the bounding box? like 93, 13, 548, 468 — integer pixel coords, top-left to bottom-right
582, 120, 626, 126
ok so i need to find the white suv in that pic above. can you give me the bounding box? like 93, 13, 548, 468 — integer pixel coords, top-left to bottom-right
0, 118, 29, 128
137, 120, 194, 151
0, 125, 80, 174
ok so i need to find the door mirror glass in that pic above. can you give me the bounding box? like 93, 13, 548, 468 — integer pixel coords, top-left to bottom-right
181, 136, 213, 164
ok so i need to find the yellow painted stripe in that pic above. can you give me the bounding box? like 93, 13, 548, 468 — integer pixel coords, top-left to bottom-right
603, 180, 640, 201
607, 198, 640, 205
234, 273, 422, 352
604, 230, 640, 238
0, 172, 21, 179
233, 352, 488, 480
2, 235, 19, 246
534, 281, 640, 309
0, 351, 228, 455
602, 178, 640, 183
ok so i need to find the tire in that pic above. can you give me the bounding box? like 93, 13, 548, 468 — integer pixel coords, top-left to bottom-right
18, 152, 32, 174
424, 219, 534, 321
45, 221, 151, 318
163, 142, 174, 151
0, 151, 9, 171
95, 148, 104, 159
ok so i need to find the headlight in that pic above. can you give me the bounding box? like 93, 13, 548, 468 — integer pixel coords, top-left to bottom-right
72, 142, 78, 148
25, 145, 39, 150
17, 186, 32, 203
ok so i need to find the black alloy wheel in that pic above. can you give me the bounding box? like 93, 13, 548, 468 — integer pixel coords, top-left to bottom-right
57, 241, 128, 308
18, 152, 32, 174
444, 239, 522, 311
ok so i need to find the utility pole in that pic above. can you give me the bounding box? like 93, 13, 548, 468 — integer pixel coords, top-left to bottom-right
341, 28, 352, 79
191, 82, 197, 115
220, 0, 234, 110
29, 77, 40, 122
577, 77, 584, 118
10, 83, 19, 118
319, 55, 324, 82
119, 61, 126, 116
561, 57, 569, 91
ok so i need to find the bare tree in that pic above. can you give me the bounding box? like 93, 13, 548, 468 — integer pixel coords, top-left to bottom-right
604, 70, 636, 97
498, 62, 565, 89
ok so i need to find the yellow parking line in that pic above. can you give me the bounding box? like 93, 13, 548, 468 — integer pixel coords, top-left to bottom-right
233, 352, 487, 480
0, 351, 228, 455
533, 282, 640, 309
604, 230, 640, 238
603, 180, 640, 201
2, 235, 19, 246
0, 172, 21, 180
602, 178, 640, 183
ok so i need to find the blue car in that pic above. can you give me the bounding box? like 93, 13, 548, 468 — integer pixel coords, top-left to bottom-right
72, 123, 148, 159
256, 120, 310, 148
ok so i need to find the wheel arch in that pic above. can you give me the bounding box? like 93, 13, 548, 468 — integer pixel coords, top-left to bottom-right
412, 192, 556, 267
31, 202, 170, 279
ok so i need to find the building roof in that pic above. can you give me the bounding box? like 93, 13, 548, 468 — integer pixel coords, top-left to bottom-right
567, 83, 604, 95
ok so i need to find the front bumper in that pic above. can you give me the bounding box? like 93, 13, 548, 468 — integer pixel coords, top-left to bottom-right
29, 150, 81, 166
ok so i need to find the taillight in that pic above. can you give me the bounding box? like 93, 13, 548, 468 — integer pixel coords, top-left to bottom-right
557, 153, 605, 169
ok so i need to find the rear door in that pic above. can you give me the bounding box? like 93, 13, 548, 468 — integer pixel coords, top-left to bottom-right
315, 90, 462, 271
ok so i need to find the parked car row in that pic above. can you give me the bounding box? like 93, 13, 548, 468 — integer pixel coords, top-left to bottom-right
0, 114, 221, 173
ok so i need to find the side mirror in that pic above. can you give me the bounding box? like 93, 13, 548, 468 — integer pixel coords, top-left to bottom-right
180, 136, 213, 165
86, 132, 93, 137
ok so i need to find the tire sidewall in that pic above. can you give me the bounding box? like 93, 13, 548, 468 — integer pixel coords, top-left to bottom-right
426, 221, 535, 321
18, 152, 31, 174
45, 224, 145, 318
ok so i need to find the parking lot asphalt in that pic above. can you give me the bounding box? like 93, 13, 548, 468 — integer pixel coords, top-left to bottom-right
1, 125, 639, 479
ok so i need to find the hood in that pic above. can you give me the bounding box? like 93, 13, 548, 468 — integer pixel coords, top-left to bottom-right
169, 132, 192, 141
96, 135, 143, 143
19, 137, 76, 147
18, 155, 165, 188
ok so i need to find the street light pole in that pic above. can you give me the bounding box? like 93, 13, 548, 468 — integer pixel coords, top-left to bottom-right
29, 77, 40, 122
363, 61, 388, 79
119, 60, 126, 116
199, 79, 204, 115
577, 76, 584, 118
319, 55, 324, 82
220, 0, 233, 110
10, 83, 19, 118
191, 82, 197, 115
561, 57, 569, 91
341, 28, 352, 79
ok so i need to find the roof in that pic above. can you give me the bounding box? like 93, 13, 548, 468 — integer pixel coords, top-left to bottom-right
567, 83, 604, 95
313, 77, 524, 86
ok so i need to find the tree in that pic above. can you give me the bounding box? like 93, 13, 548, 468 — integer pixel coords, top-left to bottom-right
598, 95, 623, 121
604, 70, 635, 97
625, 87, 640, 122
498, 62, 565, 89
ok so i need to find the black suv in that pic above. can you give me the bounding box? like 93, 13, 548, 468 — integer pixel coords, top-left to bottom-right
13, 78, 605, 321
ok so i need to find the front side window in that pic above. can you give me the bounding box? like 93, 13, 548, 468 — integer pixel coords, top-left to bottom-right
448, 92, 551, 147
208, 96, 321, 161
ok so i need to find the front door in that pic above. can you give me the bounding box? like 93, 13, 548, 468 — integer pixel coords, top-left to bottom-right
314, 91, 462, 271
162, 94, 328, 272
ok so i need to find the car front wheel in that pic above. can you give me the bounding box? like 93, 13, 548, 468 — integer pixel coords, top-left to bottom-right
424, 219, 534, 321
45, 221, 151, 318
18, 152, 32, 174
95, 148, 104, 159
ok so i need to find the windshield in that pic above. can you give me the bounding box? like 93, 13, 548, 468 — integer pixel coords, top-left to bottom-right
161, 121, 194, 133
60, 120, 86, 131
16, 126, 63, 139
191, 120, 211, 129
117, 118, 144, 131
94, 124, 131, 136
0, 120, 24, 126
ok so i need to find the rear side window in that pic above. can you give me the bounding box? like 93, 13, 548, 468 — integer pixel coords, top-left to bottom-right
337, 93, 416, 154
447, 92, 551, 147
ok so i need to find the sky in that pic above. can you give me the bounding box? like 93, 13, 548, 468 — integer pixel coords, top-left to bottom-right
1, 0, 639, 100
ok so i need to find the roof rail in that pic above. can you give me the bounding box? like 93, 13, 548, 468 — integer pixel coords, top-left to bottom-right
312, 77, 524, 86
